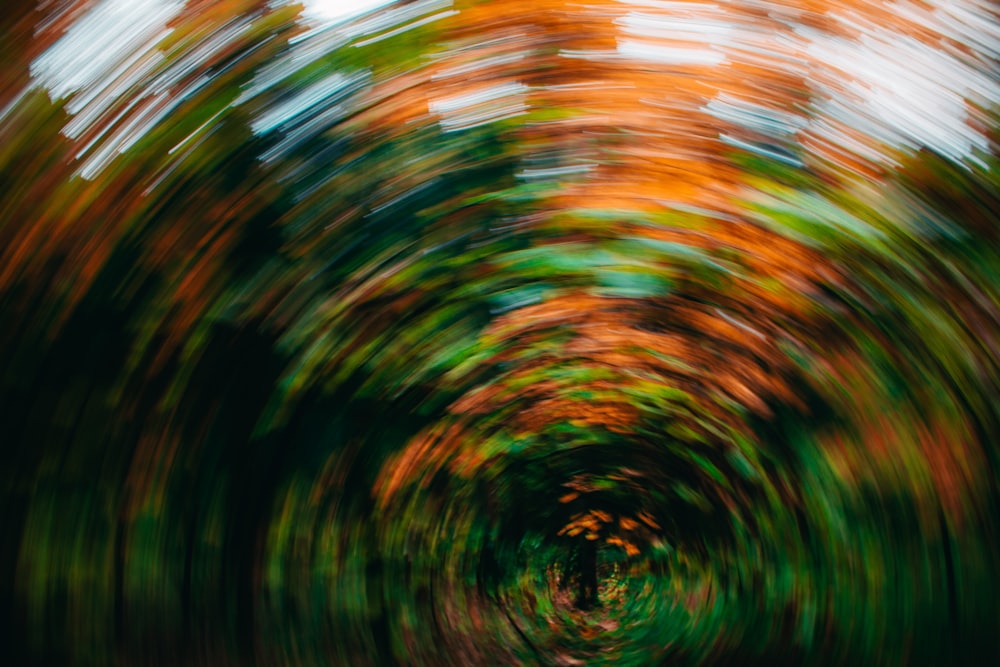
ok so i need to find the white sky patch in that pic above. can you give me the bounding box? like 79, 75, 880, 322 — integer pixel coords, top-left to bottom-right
428, 82, 529, 132
341, 0, 450, 38
929, 0, 1000, 63
29, 0, 267, 179
807, 22, 999, 164
616, 8, 733, 41
302, 0, 396, 23
295, 0, 453, 48
31, 0, 183, 104
618, 40, 725, 66
616, 8, 732, 66
351, 8, 457, 47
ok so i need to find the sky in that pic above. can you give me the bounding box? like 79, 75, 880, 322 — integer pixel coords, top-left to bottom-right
304, 0, 395, 22
25, 0, 1000, 170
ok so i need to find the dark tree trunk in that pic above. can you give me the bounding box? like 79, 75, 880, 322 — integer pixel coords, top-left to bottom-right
575, 539, 599, 610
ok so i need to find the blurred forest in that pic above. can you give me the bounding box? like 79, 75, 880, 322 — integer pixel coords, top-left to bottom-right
1, 1, 998, 665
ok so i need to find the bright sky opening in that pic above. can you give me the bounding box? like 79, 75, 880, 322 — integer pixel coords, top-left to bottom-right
303, 0, 396, 23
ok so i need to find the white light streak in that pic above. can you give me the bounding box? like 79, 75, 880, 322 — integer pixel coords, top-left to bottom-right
303, 0, 396, 23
